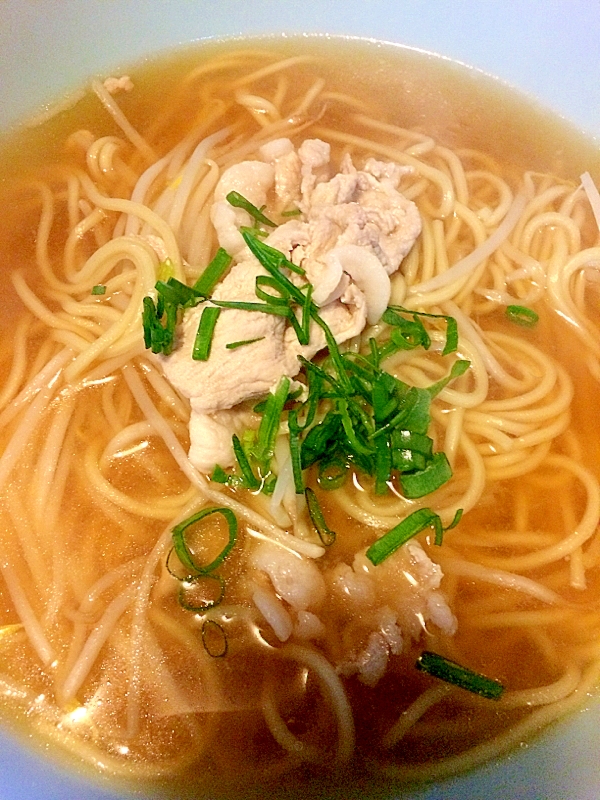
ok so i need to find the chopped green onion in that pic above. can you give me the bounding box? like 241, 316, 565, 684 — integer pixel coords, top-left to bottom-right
156, 291, 165, 319
416, 651, 504, 700
179, 236, 468, 510
366, 508, 444, 565
255, 275, 290, 306
287, 281, 313, 346
239, 224, 268, 239
300, 413, 343, 470
383, 310, 431, 351
392, 448, 426, 473
162, 303, 178, 355
244, 231, 351, 373
142, 295, 178, 356
400, 388, 431, 435
192, 306, 221, 361
505, 304, 539, 328
374, 433, 392, 495
294, 363, 327, 433
242, 229, 305, 276
253, 377, 290, 467
226, 190, 277, 227
225, 337, 265, 350
91, 284, 106, 295
370, 386, 420, 441
311, 313, 353, 393
305, 487, 336, 546
399, 451, 453, 499
232, 434, 261, 490
337, 398, 374, 457
201, 618, 228, 658
172, 507, 238, 576
392, 429, 433, 458
384, 306, 460, 356
156, 277, 199, 307
212, 299, 291, 317
316, 457, 348, 490
253, 398, 268, 414
192, 248, 232, 297
210, 464, 230, 484
368, 337, 382, 368
446, 507, 464, 532
142, 296, 157, 350
442, 315, 459, 356
288, 409, 305, 494
427, 359, 471, 398
371, 370, 402, 424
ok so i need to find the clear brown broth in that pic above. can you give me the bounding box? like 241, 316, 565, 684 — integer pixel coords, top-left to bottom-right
0, 35, 599, 800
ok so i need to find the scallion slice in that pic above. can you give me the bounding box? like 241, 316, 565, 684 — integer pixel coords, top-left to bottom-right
416, 651, 504, 700
171, 507, 238, 576
156, 277, 199, 307
288, 409, 305, 494
317, 457, 348, 491
288, 281, 313, 346
300, 413, 343, 470
427, 359, 471, 398
225, 337, 265, 350
305, 487, 336, 546
384, 306, 460, 356
212, 299, 291, 317
253, 377, 290, 467
255, 274, 290, 306
337, 398, 374, 457
505, 304, 539, 328
91, 284, 106, 295
385, 312, 431, 351
142, 296, 157, 350
210, 464, 230, 484
192, 306, 221, 361
226, 190, 277, 227
312, 313, 353, 393
232, 434, 261, 490
399, 451, 453, 499
366, 508, 443, 565
192, 248, 232, 297
446, 507, 464, 533
392, 429, 433, 458
242, 229, 305, 276
142, 295, 178, 355
374, 433, 392, 495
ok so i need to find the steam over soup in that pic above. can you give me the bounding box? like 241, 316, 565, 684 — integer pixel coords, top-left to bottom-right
1, 37, 600, 798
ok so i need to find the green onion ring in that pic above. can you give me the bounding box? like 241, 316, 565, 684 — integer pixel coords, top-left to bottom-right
172, 507, 238, 575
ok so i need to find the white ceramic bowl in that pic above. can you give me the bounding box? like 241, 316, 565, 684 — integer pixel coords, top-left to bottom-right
0, 2, 599, 799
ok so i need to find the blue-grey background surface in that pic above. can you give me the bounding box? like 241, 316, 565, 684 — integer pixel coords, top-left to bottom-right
0, 1, 599, 799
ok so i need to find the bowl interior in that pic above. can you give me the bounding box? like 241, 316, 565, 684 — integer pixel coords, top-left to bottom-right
0, 4, 599, 800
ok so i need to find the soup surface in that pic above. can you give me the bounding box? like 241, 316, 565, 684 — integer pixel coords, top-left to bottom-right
0, 36, 600, 799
